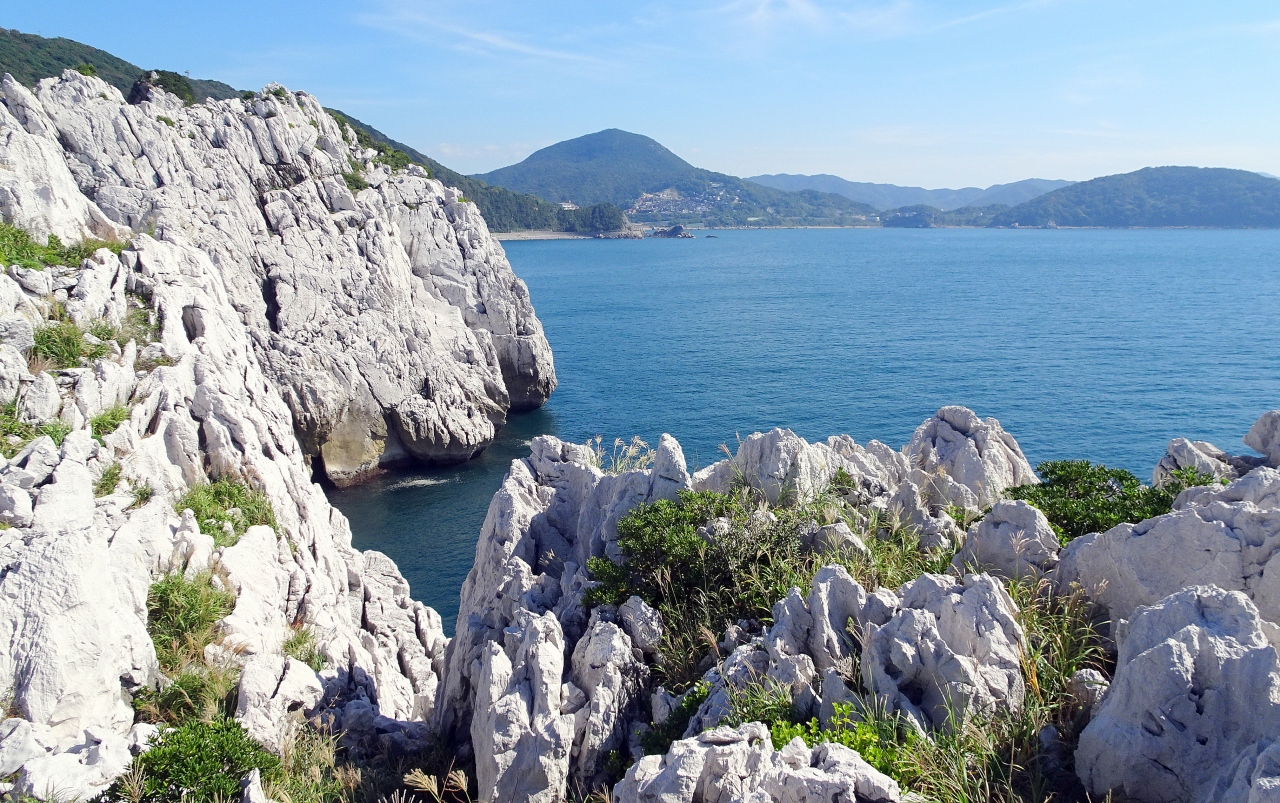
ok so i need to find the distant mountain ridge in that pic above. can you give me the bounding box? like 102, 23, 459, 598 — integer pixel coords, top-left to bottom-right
475, 129, 878, 227
747, 173, 1074, 211
990, 166, 1280, 228
0, 26, 239, 102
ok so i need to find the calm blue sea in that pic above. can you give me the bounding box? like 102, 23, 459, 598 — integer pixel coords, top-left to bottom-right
329, 228, 1280, 632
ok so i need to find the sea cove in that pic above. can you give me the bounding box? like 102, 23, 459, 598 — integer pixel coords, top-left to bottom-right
332, 227, 1280, 630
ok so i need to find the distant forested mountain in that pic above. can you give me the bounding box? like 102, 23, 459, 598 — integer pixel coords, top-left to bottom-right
880, 205, 1008, 228
992, 167, 1280, 228
475, 129, 878, 227
328, 112, 623, 233
0, 27, 238, 101
747, 174, 1073, 211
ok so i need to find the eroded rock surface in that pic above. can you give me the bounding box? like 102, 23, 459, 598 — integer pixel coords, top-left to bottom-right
1075, 586, 1280, 803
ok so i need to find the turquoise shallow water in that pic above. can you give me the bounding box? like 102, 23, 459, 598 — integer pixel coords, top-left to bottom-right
329, 228, 1280, 633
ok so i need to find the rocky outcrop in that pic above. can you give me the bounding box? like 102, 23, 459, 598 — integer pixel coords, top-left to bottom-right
2, 69, 554, 485
1057, 465, 1280, 630
903, 406, 1037, 508
1152, 437, 1265, 487
0, 70, 496, 797
435, 413, 1035, 801
1075, 586, 1280, 803
614, 723, 901, 803
951, 499, 1060, 580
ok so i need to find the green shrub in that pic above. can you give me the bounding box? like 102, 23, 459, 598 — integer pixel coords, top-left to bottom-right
283, 625, 324, 672
95, 462, 122, 496
0, 222, 124, 270
269, 87, 289, 99
147, 572, 235, 672
74, 63, 98, 77
240, 90, 257, 101
156, 115, 175, 127
91, 404, 130, 444
32, 320, 110, 368
132, 718, 280, 803
143, 70, 196, 105
342, 171, 369, 192
772, 702, 911, 777
177, 477, 278, 547
1006, 460, 1216, 544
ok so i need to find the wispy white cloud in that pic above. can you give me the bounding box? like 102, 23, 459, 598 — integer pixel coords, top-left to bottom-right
356, 2, 613, 66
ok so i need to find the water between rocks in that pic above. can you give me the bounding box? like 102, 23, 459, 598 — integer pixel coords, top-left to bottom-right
329, 227, 1280, 633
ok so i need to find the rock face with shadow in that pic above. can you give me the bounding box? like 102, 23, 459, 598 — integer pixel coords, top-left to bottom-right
1, 69, 554, 487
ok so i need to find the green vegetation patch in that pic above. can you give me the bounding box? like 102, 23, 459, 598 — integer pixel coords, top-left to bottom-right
772, 702, 912, 776
284, 625, 324, 673
131, 718, 280, 803
0, 222, 124, 270
90, 404, 130, 445
95, 462, 122, 496
143, 70, 195, 105
147, 572, 235, 673
177, 478, 278, 547
586, 486, 951, 689
33, 320, 110, 368
1006, 460, 1216, 544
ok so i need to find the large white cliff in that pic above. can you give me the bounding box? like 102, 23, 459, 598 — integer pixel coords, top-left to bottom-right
0, 68, 551, 799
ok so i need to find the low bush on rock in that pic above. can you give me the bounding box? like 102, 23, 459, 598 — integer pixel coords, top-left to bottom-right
771, 702, 910, 776
130, 718, 280, 803
0, 221, 125, 270
1006, 460, 1216, 543
177, 478, 278, 547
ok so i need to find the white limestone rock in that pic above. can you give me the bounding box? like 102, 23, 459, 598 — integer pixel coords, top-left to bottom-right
569, 619, 650, 788
12, 727, 132, 802
471, 611, 575, 803
1176, 466, 1280, 512
1056, 497, 1280, 627
1202, 739, 1280, 803
0, 481, 32, 527
951, 499, 1060, 580
1247, 411, 1280, 466
234, 654, 325, 754
619, 596, 665, 657
613, 722, 901, 803
903, 406, 1038, 508
19, 373, 61, 424
1153, 437, 1264, 487
1075, 586, 1280, 803
862, 573, 1025, 732
5, 69, 554, 485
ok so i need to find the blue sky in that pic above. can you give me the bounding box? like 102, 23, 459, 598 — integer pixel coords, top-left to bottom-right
9, 1, 1280, 187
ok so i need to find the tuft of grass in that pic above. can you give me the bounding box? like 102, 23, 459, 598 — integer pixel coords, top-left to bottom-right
283, 624, 324, 673
1007, 460, 1216, 544
132, 663, 241, 726
0, 402, 35, 458
0, 222, 125, 270
265, 726, 350, 803
723, 676, 798, 732
131, 481, 155, 509
147, 572, 235, 673
95, 462, 123, 496
176, 478, 278, 547
586, 435, 656, 474
37, 419, 72, 446
156, 115, 175, 127
91, 404, 130, 444
33, 320, 110, 368
129, 718, 280, 803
